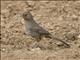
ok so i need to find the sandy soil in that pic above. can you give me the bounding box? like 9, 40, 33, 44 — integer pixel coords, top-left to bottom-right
1, 1, 80, 60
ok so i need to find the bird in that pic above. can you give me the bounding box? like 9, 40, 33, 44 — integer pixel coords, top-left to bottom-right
22, 11, 70, 48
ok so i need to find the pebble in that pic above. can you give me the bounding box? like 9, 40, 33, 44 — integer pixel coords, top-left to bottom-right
77, 34, 80, 39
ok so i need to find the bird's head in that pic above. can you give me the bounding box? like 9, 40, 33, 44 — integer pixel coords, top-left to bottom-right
22, 11, 33, 21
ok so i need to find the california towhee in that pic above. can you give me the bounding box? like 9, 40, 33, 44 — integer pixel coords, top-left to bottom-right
22, 11, 70, 48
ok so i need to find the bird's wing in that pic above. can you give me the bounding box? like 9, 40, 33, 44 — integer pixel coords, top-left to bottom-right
30, 27, 50, 35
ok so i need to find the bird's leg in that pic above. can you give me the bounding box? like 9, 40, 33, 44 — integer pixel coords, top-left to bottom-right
31, 41, 39, 48
36, 36, 42, 42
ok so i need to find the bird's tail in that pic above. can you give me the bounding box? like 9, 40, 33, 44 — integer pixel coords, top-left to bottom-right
50, 35, 70, 48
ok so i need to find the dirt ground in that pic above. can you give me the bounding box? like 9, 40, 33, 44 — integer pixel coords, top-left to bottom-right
1, 1, 80, 60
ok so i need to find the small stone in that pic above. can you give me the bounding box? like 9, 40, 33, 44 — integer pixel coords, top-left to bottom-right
77, 34, 80, 39
1, 48, 6, 52
65, 32, 78, 41
56, 42, 64, 47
